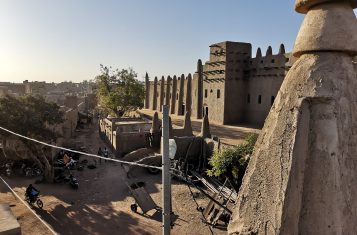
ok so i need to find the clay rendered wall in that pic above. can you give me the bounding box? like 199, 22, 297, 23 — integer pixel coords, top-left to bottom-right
149, 78, 157, 110
243, 48, 291, 126
175, 75, 186, 115
113, 132, 147, 157
144, 41, 305, 127
202, 41, 251, 124
100, 118, 115, 146
55, 107, 78, 144
181, 77, 189, 115
191, 73, 200, 118
147, 74, 191, 117
170, 76, 178, 114
223, 42, 251, 124
202, 79, 225, 124
201, 42, 227, 124
115, 123, 151, 133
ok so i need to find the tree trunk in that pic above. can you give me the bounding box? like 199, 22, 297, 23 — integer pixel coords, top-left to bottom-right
39, 147, 54, 182
22, 141, 54, 183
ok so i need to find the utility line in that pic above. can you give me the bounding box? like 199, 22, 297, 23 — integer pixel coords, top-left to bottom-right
0, 126, 161, 170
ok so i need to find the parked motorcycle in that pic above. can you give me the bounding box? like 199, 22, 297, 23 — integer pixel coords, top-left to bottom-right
69, 174, 79, 189
67, 159, 78, 170
24, 167, 41, 177
5, 163, 12, 176
54, 170, 68, 183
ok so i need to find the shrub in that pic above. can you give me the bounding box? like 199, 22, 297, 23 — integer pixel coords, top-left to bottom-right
207, 133, 258, 191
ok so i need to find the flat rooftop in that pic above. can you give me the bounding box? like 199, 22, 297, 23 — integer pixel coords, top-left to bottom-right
0, 203, 21, 235
138, 109, 260, 146
114, 120, 151, 126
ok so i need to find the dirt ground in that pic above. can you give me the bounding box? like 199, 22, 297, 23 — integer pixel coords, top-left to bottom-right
0, 122, 229, 235
138, 109, 260, 146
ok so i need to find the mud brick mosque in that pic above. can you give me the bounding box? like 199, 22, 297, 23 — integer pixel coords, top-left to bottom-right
143, 41, 299, 127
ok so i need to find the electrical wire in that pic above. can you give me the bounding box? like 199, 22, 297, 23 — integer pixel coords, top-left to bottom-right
0, 126, 161, 170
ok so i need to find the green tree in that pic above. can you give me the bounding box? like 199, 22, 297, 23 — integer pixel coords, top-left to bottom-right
207, 133, 258, 191
95, 65, 145, 117
0, 95, 64, 182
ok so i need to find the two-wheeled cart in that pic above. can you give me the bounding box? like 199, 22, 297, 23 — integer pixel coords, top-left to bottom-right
125, 180, 159, 214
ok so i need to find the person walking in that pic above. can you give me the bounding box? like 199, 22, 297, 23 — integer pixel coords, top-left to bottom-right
103, 147, 109, 163
97, 147, 103, 164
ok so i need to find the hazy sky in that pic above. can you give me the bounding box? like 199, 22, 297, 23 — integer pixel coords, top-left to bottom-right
0, 1, 355, 83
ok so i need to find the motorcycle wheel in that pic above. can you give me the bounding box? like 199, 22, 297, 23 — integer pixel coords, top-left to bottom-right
70, 183, 79, 190
36, 199, 43, 209
130, 204, 137, 213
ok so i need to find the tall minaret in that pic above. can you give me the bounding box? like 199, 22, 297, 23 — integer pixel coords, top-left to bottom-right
196, 59, 203, 119
159, 76, 165, 111
165, 76, 172, 106
185, 73, 192, 114
144, 72, 150, 109
229, 1, 357, 234
152, 76, 158, 110
176, 74, 185, 115
171, 75, 177, 114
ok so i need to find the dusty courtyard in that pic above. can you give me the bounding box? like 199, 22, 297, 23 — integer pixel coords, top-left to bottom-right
138, 109, 260, 146
0, 122, 228, 235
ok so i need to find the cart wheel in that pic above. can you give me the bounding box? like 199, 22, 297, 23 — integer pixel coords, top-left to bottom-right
130, 204, 137, 213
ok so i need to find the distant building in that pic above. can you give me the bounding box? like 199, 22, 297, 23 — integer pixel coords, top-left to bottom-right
145, 41, 298, 127
24, 80, 48, 95
0, 86, 9, 97
0, 82, 26, 96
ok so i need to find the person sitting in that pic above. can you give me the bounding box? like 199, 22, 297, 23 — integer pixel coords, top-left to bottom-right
63, 153, 71, 165
26, 184, 39, 203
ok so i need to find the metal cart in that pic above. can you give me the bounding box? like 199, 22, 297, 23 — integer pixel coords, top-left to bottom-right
126, 181, 159, 214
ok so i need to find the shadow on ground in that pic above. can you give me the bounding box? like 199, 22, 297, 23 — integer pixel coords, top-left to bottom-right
33, 203, 153, 235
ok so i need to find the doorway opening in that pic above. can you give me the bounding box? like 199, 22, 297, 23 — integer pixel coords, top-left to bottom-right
180, 104, 185, 115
